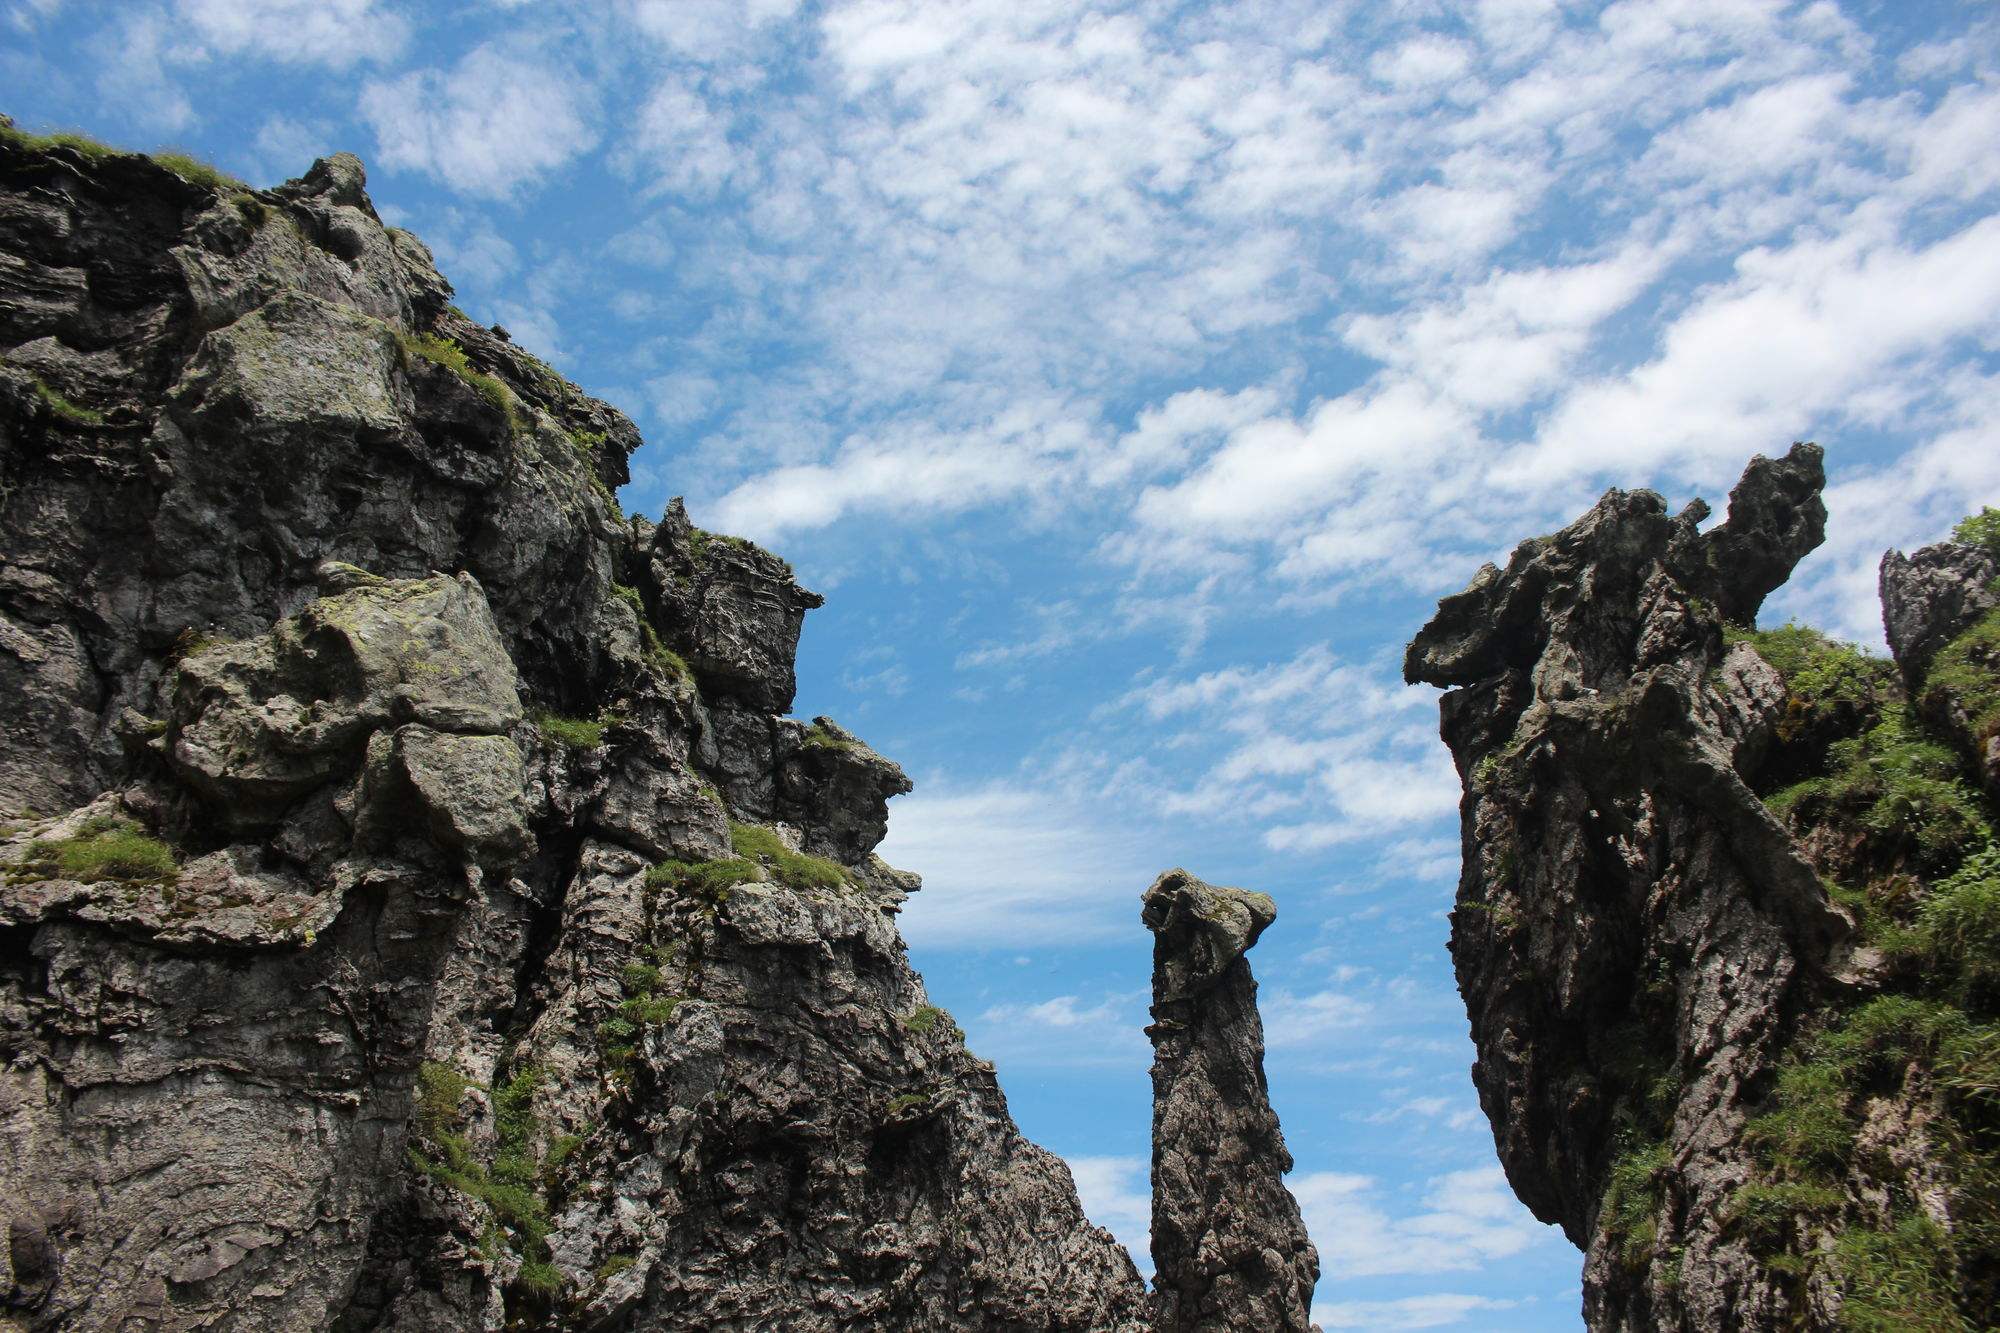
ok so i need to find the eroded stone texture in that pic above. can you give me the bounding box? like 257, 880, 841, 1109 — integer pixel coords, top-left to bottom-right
1879, 539, 1999, 690
0, 131, 1164, 1331
1407, 444, 2000, 1331
1145, 869, 1317, 1333
1407, 445, 1851, 1331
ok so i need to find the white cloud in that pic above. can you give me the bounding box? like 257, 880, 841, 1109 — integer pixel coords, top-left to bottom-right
1263, 988, 1375, 1048
1315, 1293, 1522, 1330
177, 0, 408, 67
1065, 1155, 1151, 1276
970, 992, 1149, 1069
359, 43, 598, 197
97, 10, 195, 132
1509, 210, 2000, 490
250, 114, 334, 181
882, 783, 1158, 948
1296, 1166, 1559, 1279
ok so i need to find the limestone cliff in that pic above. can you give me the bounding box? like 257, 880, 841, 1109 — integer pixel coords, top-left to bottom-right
1408, 447, 2000, 1330
0, 127, 1191, 1330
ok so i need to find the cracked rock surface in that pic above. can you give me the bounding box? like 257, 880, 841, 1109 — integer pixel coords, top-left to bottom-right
0, 134, 1176, 1331
1144, 869, 1317, 1333
1409, 445, 2000, 1330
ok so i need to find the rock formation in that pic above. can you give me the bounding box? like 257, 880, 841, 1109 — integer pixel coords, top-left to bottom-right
1408, 447, 2000, 1330
0, 126, 1306, 1330
1144, 870, 1317, 1333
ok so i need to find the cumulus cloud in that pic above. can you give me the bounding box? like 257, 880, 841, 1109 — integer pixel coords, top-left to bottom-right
177, 0, 408, 67
1296, 1166, 1558, 1279
1315, 1293, 1523, 1330
881, 783, 1159, 947
359, 43, 598, 197
1065, 1155, 1152, 1275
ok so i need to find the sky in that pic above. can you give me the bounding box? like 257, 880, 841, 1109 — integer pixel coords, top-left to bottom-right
8, 1, 2000, 1327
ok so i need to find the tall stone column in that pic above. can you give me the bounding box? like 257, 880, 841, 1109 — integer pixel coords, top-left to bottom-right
1145, 868, 1319, 1332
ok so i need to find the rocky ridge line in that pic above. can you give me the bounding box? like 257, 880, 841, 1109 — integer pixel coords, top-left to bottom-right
0, 127, 1328, 1330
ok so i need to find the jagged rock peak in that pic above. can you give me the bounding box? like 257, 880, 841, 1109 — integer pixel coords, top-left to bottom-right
1406, 441, 1826, 693
1408, 445, 2000, 1330
1880, 533, 2000, 690
1144, 869, 1317, 1333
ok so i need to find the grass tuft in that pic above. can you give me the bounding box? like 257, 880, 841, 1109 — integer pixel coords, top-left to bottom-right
729, 820, 849, 890
0, 123, 118, 161
20, 818, 176, 884
645, 856, 755, 902
530, 708, 608, 751
152, 150, 245, 192
397, 333, 522, 432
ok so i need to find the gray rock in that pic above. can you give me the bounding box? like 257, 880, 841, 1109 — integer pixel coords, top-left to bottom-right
1145, 869, 1317, 1333
1408, 447, 1851, 1330
4, 131, 1277, 1332
1880, 538, 1999, 689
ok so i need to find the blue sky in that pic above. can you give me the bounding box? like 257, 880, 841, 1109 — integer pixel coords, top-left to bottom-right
9, 1, 2000, 1327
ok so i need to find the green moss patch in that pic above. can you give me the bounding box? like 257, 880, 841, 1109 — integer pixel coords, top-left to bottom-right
1924, 608, 2000, 745
531, 708, 608, 751
19, 817, 176, 885
729, 820, 848, 890
30, 378, 105, 425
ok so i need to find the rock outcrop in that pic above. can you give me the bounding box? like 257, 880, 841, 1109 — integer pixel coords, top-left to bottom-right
1408, 446, 2000, 1330
0, 129, 1199, 1330
1144, 870, 1317, 1332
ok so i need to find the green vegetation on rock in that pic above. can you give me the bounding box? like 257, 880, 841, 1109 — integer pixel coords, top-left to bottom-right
1727, 622, 1894, 741
17, 816, 176, 885
645, 856, 754, 903
30, 378, 105, 425
1735, 594, 2000, 1325
801, 720, 865, 755
531, 708, 609, 751
1925, 608, 2000, 745
0, 123, 117, 161
397, 332, 522, 432
151, 150, 245, 192
595, 947, 683, 1074
410, 1062, 567, 1303
1769, 713, 1988, 871
1951, 506, 2000, 556
729, 820, 848, 890
609, 583, 693, 682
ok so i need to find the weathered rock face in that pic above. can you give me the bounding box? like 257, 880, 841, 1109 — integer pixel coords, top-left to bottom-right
1144, 869, 1317, 1333
1409, 446, 2000, 1331
0, 131, 1165, 1331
